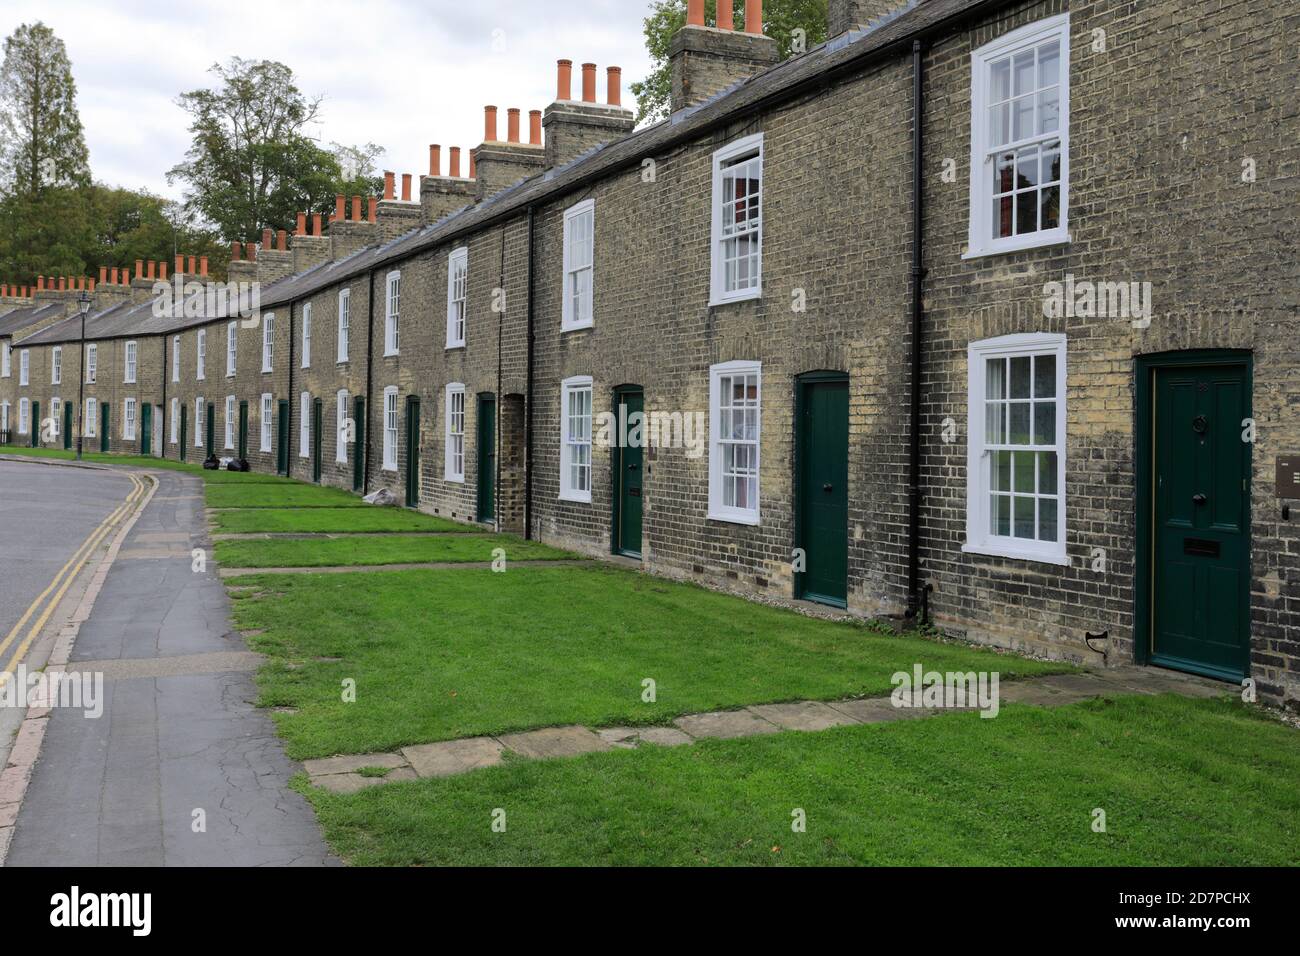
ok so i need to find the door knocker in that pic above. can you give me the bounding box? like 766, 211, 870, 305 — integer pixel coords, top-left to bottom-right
1192, 415, 1209, 435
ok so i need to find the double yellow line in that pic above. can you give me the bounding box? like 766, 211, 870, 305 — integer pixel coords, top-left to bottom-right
0, 473, 147, 686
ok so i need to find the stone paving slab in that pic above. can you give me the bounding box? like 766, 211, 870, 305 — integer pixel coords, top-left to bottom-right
313, 768, 419, 794
302, 751, 408, 777
403, 737, 505, 777
748, 700, 861, 731
597, 726, 695, 749
674, 709, 781, 739
498, 725, 611, 759
60, 650, 262, 681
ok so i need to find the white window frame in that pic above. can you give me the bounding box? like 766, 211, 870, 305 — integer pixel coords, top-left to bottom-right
382, 386, 399, 472
708, 360, 762, 525
965, 13, 1070, 259
51, 346, 61, 385
50, 397, 61, 436
336, 390, 349, 463
337, 289, 350, 363
0, 401, 7, 434
301, 304, 312, 369
86, 343, 96, 383
562, 200, 595, 331
195, 398, 205, 448
260, 394, 273, 453
124, 341, 137, 384
384, 271, 401, 356
196, 329, 206, 381
19, 398, 30, 434
300, 392, 311, 458
559, 376, 593, 502
444, 383, 465, 481
123, 397, 137, 441
1, 342, 9, 378
964, 332, 1068, 565
709, 133, 764, 306
224, 396, 235, 449
262, 313, 275, 372
19, 349, 29, 386
172, 336, 180, 382
85, 398, 96, 438
226, 322, 237, 377
171, 397, 180, 444
446, 251, 467, 349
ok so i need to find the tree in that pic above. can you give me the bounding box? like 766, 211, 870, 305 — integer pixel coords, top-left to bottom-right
631, 0, 828, 124
331, 141, 385, 200
168, 58, 352, 242
0, 21, 91, 195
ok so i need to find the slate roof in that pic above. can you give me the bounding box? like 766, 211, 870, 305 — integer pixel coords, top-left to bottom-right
0, 302, 67, 339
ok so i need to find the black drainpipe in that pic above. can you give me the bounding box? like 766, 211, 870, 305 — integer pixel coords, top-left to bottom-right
287, 300, 295, 477
363, 269, 376, 495
906, 38, 927, 621
160, 337, 167, 459
523, 205, 536, 540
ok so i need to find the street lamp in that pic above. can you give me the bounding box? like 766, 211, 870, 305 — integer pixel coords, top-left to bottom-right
76, 290, 91, 460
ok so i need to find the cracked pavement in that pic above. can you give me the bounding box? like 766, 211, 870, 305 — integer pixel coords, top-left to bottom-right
6, 469, 338, 867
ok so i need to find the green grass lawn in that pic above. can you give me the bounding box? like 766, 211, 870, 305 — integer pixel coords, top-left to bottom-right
205, 482, 368, 509
230, 563, 1066, 759
0, 445, 301, 484
215, 533, 577, 568
211, 507, 472, 534
298, 694, 1300, 866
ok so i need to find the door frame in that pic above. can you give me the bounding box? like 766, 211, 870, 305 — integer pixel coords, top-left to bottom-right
1134, 349, 1252, 680
793, 371, 850, 608
610, 384, 645, 559
476, 393, 496, 524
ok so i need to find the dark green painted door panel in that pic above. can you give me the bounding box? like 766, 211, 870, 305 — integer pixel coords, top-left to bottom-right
613, 388, 644, 558
237, 401, 248, 460
30, 401, 39, 448
797, 378, 849, 607
101, 403, 110, 453
476, 395, 495, 522
404, 397, 420, 507
140, 403, 152, 456
277, 401, 289, 475
312, 399, 323, 484
1151, 364, 1249, 679
352, 397, 365, 491
205, 403, 215, 458
180, 405, 188, 461
62, 401, 72, 450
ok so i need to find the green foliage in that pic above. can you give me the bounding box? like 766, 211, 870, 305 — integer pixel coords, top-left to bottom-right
630, 0, 829, 123
168, 58, 378, 242
0, 21, 90, 194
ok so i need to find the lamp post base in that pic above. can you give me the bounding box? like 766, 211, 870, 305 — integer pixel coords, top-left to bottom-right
76, 438, 83, 461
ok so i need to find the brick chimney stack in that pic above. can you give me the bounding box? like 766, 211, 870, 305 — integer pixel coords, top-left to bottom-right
420, 140, 476, 225
542, 58, 635, 170
669, 0, 778, 112
827, 1, 911, 37
475, 101, 545, 201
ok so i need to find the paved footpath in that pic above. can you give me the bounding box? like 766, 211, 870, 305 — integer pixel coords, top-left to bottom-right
6, 468, 336, 866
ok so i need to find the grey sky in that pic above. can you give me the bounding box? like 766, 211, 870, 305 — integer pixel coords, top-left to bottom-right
3, 0, 654, 203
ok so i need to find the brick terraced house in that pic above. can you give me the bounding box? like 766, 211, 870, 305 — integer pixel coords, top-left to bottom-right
1, 0, 1296, 708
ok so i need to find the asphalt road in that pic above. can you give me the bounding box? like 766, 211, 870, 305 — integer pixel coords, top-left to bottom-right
0, 460, 133, 641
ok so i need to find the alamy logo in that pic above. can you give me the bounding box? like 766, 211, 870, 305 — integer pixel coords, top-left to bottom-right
0, 665, 103, 718
891, 664, 1000, 718
151, 275, 260, 325
593, 405, 705, 458
1042, 273, 1152, 327
49, 886, 151, 936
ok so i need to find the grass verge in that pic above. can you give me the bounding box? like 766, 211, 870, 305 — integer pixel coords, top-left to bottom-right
205, 482, 368, 509
297, 695, 1300, 866
215, 533, 578, 568
212, 507, 472, 535
231, 563, 1066, 759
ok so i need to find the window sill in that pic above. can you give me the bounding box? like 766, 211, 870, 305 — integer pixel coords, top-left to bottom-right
708, 288, 762, 308
707, 510, 761, 527
444, 474, 465, 484
961, 541, 1069, 567
382, 465, 397, 473
963, 230, 1071, 260
384, 351, 400, 359
336, 360, 349, 367
559, 492, 592, 504
561, 322, 593, 334
445, 344, 465, 352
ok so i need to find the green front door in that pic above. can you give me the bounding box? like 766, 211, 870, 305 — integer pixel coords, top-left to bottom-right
140, 402, 152, 455
62, 401, 72, 450
205, 403, 215, 457
101, 402, 110, 452
612, 387, 644, 558
180, 405, 188, 461
796, 374, 849, 608
404, 397, 420, 507
352, 396, 366, 492
237, 401, 248, 459
30, 401, 39, 447
1148, 360, 1251, 680
312, 398, 323, 484
277, 401, 289, 475
476, 394, 495, 522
